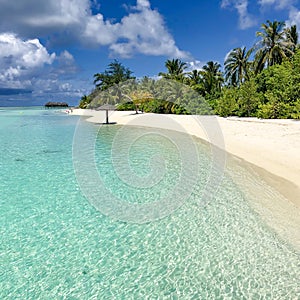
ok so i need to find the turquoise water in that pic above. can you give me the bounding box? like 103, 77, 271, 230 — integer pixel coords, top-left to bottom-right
0, 107, 299, 299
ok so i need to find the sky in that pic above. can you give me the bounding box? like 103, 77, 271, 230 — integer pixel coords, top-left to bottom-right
0, 0, 299, 106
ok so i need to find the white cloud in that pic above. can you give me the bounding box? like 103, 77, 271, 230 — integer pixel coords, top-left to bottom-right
83, 14, 119, 45
288, 6, 300, 29
110, 8, 188, 58
0, 0, 187, 59
185, 60, 204, 72
258, 0, 300, 35
30, 78, 85, 101
83, 1, 188, 58
0, 33, 55, 67
221, 0, 257, 29
258, 0, 296, 9
54, 51, 78, 75
0, 33, 56, 88
136, 0, 151, 10
0, 0, 90, 33
0, 33, 81, 101
236, 1, 257, 29
289, 7, 300, 22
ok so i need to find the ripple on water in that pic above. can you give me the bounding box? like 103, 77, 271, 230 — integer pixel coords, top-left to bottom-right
0, 110, 299, 298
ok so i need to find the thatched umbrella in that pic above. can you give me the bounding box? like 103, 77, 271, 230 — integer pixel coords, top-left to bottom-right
96, 104, 116, 124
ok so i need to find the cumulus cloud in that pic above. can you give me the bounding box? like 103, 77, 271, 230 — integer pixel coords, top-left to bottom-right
221, 0, 257, 29
0, 33, 83, 101
110, 7, 188, 58
53, 51, 79, 76
0, 0, 187, 58
83, 0, 189, 58
0, 0, 90, 35
0, 33, 56, 88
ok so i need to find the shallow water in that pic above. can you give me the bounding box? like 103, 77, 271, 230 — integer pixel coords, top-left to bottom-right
0, 108, 299, 299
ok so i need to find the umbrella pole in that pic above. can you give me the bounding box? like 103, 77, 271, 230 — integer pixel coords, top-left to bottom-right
106, 109, 109, 124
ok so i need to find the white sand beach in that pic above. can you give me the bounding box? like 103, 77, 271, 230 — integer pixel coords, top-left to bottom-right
71, 109, 300, 249
72, 109, 300, 206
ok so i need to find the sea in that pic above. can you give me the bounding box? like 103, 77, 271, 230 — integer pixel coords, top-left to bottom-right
0, 107, 299, 299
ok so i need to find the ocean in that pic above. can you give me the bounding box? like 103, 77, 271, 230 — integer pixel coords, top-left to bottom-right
0, 107, 299, 299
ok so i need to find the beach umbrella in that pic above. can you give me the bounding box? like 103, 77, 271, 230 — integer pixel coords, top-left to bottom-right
96, 104, 116, 124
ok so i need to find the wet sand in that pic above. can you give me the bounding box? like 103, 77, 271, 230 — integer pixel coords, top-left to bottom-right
72, 109, 300, 206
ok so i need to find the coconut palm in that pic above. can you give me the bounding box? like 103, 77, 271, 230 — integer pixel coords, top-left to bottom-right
159, 59, 187, 81
224, 47, 253, 86
93, 60, 134, 90
254, 20, 293, 73
201, 61, 224, 95
285, 24, 298, 54
188, 69, 202, 85
186, 69, 206, 95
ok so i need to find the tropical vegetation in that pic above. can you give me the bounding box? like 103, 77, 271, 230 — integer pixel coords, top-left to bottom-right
79, 20, 300, 119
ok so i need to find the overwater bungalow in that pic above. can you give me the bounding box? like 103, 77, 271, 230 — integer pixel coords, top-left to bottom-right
45, 101, 69, 108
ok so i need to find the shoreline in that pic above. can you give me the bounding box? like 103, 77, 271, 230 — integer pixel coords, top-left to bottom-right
71, 109, 300, 207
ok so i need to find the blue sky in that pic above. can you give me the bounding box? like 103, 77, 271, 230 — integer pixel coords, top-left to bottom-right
0, 0, 299, 106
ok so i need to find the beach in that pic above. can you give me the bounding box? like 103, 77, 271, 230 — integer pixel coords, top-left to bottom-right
1, 107, 300, 298
72, 109, 300, 206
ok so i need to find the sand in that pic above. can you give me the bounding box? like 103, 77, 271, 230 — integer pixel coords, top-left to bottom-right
71, 109, 300, 249
71, 109, 300, 205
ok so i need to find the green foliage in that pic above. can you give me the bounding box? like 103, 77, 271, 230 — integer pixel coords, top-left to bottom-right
224, 47, 253, 86
158, 59, 187, 82
216, 87, 239, 117
284, 24, 298, 56
219, 50, 300, 119
201, 61, 224, 97
140, 99, 189, 114
78, 95, 91, 109
255, 50, 300, 118
117, 98, 191, 115
237, 79, 262, 117
93, 60, 135, 91
116, 101, 136, 111
216, 79, 262, 117
79, 22, 300, 119
254, 20, 293, 73
257, 99, 292, 119
290, 100, 300, 119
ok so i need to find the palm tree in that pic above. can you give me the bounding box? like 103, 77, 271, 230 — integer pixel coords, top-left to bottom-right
186, 69, 206, 95
285, 24, 298, 54
93, 60, 134, 90
159, 59, 187, 81
254, 20, 293, 73
201, 61, 224, 95
224, 47, 253, 86
188, 69, 202, 85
